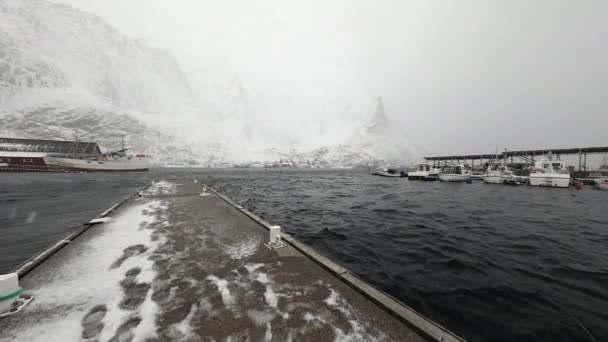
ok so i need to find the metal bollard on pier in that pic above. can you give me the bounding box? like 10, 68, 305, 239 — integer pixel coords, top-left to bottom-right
265, 225, 286, 249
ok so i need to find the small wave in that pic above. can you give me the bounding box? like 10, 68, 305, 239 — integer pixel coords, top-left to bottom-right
372, 208, 399, 214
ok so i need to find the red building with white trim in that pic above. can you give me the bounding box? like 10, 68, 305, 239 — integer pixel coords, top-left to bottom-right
0, 137, 102, 170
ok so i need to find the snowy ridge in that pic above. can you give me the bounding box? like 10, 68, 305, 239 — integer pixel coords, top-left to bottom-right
0, 0, 419, 167
0, 0, 195, 112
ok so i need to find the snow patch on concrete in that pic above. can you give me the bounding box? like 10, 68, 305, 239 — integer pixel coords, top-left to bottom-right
225, 237, 260, 260
174, 303, 197, 338
207, 275, 235, 307
146, 180, 177, 196
264, 322, 273, 341
323, 287, 386, 342
244, 263, 264, 274
304, 312, 325, 323
131, 290, 160, 342
324, 288, 339, 306
246, 310, 275, 326
255, 272, 270, 284
264, 285, 279, 308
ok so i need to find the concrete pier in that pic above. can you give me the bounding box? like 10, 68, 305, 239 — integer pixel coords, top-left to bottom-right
0, 178, 464, 342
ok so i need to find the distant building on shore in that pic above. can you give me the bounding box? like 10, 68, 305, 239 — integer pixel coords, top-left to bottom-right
0, 137, 101, 167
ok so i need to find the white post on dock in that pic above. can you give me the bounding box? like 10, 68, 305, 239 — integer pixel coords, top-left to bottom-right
266, 225, 286, 249
269, 225, 281, 244
0, 273, 22, 315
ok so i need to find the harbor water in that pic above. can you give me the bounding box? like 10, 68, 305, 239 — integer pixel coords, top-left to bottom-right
1, 169, 607, 341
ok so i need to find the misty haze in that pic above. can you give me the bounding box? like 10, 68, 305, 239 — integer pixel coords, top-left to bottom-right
1, 1, 607, 342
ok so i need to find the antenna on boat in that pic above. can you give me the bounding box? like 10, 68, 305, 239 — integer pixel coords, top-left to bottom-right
72, 129, 79, 159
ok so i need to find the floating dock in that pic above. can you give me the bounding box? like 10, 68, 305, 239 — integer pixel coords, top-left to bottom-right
0, 178, 464, 342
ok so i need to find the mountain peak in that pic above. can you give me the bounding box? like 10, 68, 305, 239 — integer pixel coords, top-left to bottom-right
365, 96, 390, 135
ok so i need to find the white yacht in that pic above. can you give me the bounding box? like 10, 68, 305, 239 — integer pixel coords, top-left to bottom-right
408, 163, 439, 180
483, 161, 514, 184
529, 158, 570, 188
438, 164, 471, 182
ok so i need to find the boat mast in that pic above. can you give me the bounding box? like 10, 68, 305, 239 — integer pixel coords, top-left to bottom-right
73, 130, 79, 159
600, 154, 608, 169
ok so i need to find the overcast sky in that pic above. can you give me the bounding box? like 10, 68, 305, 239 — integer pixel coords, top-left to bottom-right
53, 0, 607, 155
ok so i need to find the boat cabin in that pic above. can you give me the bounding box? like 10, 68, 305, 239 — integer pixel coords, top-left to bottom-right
534, 160, 568, 174
415, 163, 433, 172
441, 164, 467, 175
487, 162, 507, 172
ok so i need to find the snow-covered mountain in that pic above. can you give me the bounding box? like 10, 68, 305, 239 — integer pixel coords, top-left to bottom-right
0, 0, 419, 167
269, 97, 419, 167
0, 0, 205, 164
0, 0, 194, 112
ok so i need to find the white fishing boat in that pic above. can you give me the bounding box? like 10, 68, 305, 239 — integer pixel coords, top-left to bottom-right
438, 164, 471, 182
408, 163, 439, 180
594, 178, 608, 190
528, 158, 570, 188
43, 136, 149, 172
483, 162, 515, 184
44, 155, 148, 171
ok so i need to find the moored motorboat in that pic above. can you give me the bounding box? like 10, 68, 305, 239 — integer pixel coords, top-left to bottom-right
594, 177, 608, 190
529, 158, 570, 188
44, 153, 149, 172
43, 137, 148, 172
372, 168, 406, 177
408, 163, 439, 180
483, 161, 515, 184
438, 164, 471, 182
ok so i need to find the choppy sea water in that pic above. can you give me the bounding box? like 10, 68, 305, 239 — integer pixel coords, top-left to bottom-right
0, 172, 151, 272
1, 168, 607, 341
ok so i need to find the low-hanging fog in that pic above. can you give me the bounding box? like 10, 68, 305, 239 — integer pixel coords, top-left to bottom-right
46, 0, 608, 157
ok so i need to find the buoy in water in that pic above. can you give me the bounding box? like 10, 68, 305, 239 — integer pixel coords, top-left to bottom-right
575, 182, 583, 190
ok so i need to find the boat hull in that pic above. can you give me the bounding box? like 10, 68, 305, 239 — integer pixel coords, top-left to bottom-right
439, 174, 471, 182
408, 171, 439, 180
529, 174, 570, 188
594, 178, 608, 190
43, 156, 149, 172
376, 173, 403, 178
483, 175, 505, 184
